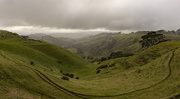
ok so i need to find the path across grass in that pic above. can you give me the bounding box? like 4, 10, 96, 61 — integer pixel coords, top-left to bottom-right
24, 50, 175, 98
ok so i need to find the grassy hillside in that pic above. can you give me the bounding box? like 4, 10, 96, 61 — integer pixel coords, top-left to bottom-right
29, 32, 180, 59
73, 33, 142, 58
0, 31, 90, 72
70, 33, 180, 58
0, 30, 95, 98
28, 34, 74, 48
85, 41, 180, 98
0, 30, 180, 99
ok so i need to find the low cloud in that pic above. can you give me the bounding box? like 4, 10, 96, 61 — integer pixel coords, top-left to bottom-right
0, 0, 180, 33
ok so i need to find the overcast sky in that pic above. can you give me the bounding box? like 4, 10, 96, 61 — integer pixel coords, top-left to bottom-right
0, 0, 180, 34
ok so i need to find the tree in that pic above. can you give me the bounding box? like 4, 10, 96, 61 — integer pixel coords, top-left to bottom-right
108, 51, 123, 59
139, 32, 166, 48
69, 74, 74, 78
100, 57, 107, 61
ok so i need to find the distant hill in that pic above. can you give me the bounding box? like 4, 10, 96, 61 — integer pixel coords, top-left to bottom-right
71, 33, 142, 58
50, 33, 97, 39
67, 32, 180, 58
28, 31, 180, 59
133, 28, 180, 35
28, 33, 47, 39
28, 33, 74, 47
29, 32, 100, 39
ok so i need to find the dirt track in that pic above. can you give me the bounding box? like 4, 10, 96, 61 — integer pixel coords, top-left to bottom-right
28, 50, 176, 99
0, 49, 176, 98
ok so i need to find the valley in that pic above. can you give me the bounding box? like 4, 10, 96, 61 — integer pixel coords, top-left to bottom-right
1, 0, 180, 99
0, 30, 180, 99
29, 30, 180, 59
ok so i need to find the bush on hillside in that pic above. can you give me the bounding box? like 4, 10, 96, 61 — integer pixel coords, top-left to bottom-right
64, 73, 70, 77
108, 51, 123, 59
75, 77, 79, 79
30, 61, 35, 66
61, 76, 69, 81
62, 73, 75, 78
69, 74, 74, 78
109, 63, 116, 67
97, 70, 101, 74
106, 52, 134, 60
97, 65, 108, 70
100, 57, 107, 61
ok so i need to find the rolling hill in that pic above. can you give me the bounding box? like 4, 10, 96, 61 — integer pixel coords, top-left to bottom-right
67, 32, 180, 59
28, 34, 74, 48
0, 30, 180, 99
29, 32, 180, 59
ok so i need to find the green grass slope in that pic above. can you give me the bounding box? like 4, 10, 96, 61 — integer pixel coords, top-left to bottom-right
67, 33, 180, 58
28, 32, 180, 59
0, 30, 93, 98
91, 41, 180, 98
0, 31, 90, 72
0, 30, 180, 99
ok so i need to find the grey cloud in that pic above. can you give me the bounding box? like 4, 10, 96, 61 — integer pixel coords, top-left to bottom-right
0, 0, 180, 31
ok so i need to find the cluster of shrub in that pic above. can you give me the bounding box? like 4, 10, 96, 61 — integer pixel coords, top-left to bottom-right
86, 52, 134, 63
139, 32, 166, 49
100, 51, 134, 62
62, 72, 74, 78
60, 70, 79, 81
96, 63, 116, 74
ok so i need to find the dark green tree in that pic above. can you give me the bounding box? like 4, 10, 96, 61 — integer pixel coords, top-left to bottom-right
100, 57, 107, 61
108, 51, 123, 59
139, 32, 166, 48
